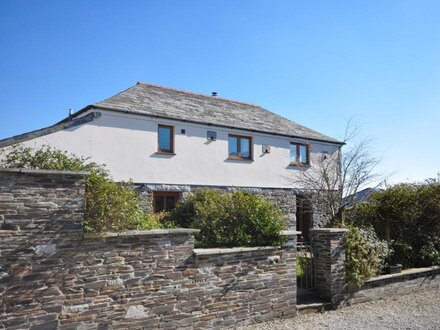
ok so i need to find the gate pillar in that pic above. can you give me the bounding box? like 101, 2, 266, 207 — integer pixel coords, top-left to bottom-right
310, 228, 348, 307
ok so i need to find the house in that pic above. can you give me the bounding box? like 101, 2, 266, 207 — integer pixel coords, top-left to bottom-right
343, 187, 383, 208
0, 82, 343, 230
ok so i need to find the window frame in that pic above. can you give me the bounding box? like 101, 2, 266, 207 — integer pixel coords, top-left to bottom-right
157, 124, 175, 154
152, 191, 180, 213
290, 142, 310, 166
228, 134, 253, 160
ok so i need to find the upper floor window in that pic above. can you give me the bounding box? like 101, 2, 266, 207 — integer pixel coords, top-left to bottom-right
228, 134, 252, 160
158, 124, 174, 153
290, 143, 309, 165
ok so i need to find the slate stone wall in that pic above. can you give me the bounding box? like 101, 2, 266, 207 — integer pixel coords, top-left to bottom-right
310, 228, 348, 306
0, 169, 298, 329
0, 168, 86, 249
310, 228, 439, 308
345, 267, 440, 306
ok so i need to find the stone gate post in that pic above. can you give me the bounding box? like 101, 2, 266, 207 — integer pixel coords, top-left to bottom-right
310, 228, 348, 307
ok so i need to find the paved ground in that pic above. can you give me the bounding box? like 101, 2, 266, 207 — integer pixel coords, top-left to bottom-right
238, 288, 440, 330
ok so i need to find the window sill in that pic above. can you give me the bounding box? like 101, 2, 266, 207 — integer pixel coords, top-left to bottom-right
289, 162, 310, 168
227, 157, 254, 162
155, 151, 176, 155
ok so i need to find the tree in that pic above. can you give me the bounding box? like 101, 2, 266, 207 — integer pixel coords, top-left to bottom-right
290, 119, 382, 225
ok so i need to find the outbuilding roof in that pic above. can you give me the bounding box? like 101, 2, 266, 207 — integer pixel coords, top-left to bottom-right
92, 82, 342, 144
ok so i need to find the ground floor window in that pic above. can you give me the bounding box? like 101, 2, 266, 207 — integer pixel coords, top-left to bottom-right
296, 195, 313, 242
153, 191, 180, 213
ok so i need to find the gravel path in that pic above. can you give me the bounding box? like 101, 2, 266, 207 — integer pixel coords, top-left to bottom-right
238, 288, 440, 330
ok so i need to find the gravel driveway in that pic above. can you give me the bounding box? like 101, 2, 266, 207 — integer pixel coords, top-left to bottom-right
238, 288, 440, 330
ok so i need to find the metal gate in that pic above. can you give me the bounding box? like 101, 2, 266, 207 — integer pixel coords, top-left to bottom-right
296, 241, 315, 289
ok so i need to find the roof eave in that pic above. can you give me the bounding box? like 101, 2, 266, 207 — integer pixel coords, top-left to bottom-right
91, 104, 345, 145
0, 110, 99, 148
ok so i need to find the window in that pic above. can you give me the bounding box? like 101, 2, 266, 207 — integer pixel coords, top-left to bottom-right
158, 125, 174, 153
153, 192, 180, 213
228, 134, 252, 160
290, 143, 309, 165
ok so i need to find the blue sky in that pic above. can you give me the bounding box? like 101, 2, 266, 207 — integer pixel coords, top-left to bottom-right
1, 1, 439, 183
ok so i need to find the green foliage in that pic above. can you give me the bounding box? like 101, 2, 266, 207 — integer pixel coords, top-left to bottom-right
168, 189, 287, 248
296, 257, 304, 277
345, 225, 389, 288
348, 181, 440, 268
1, 144, 106, 175
296, 256, 312, 277
0, 145, 164, 232
83, 172, 164, 232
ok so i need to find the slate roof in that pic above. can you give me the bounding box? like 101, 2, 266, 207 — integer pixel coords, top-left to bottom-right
92, 82, 342, 144
343, 187, 383, 207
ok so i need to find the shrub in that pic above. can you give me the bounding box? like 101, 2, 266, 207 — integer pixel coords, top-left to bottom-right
348, 180, 440, 268
0, 145, 163, 232
83, 172, 165, 232
345, 225, 389, 288
168, 189, 287, 248
1, 144, 106, 174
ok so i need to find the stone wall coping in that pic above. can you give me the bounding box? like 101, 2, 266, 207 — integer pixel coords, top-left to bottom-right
0, 167, 90, 176
366, 266, 440, 283
280, 230, 302, 236
193, 246, 279, 256
83, 228, 200, 238
310, 227, 349, 233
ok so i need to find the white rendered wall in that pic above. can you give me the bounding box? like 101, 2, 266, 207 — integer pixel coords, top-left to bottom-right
15, 110, 340, 189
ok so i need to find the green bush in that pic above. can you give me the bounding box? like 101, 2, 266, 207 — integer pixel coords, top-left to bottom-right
168, 189, 287, 248
348, 181, 440, 268
1, 144, 106, 174
345, 225, 389, 288
83, 172, 166, 232
0, 145, 164, 232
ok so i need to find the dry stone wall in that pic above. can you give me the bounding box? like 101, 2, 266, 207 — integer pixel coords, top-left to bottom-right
345, 267, 440, 305
0, 169, 297, 329
310, 228, 348, 306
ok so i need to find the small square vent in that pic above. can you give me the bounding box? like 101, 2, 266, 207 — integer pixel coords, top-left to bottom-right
262, 144, 271, 153
207, 131, 217, 141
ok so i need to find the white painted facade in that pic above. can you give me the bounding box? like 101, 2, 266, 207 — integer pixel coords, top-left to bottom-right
16, 109, 340, 189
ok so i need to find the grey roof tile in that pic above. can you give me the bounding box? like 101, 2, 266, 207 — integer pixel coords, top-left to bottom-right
93, 82, 342, 144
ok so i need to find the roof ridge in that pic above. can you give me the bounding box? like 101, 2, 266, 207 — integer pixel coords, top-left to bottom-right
136, 81, 261, 108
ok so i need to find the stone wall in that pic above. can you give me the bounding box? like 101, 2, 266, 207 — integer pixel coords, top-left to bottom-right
136, 183, 297, 229
345, 267, 440, 305
310, 228, 348, 306
0, 229, 297, 329
0, 168, 86, 249
309, 227, 440, 308
0, 169, 298, 329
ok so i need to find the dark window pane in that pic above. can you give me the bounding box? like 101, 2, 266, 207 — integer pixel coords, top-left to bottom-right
240, 138, 250, 158
155, 196, 165, 212
296, 197, 313, 242
228, 136, 238, 156
290, 144, 297, 163
166, 196, 177, 210
299, 145, 308, 163
159, 126, 171, 151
